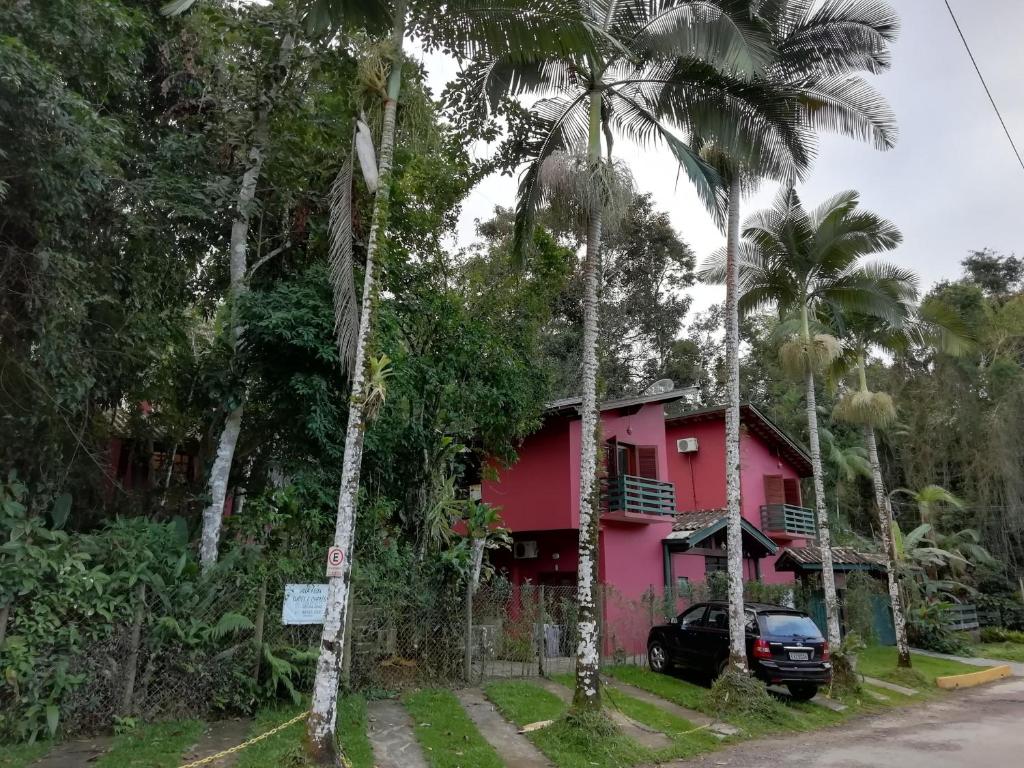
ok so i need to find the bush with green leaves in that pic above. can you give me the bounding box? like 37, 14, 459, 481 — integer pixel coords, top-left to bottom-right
980, 626, 1024, 644
905, 602, 972, 655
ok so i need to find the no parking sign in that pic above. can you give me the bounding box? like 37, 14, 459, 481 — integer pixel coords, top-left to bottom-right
326, 546, 345, 578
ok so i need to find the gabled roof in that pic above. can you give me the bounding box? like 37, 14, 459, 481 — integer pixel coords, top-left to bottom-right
545, 387, 697, 417
775, 545, 887, 573
665, 403, 812, 477
665, 510, 778, 556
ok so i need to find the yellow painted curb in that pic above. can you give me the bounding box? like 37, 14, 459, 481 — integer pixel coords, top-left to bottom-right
936, 665, 1013, 690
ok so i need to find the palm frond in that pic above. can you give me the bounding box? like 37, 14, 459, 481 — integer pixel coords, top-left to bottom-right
776, 0, 899, 77
797, 74, 897, 151
327, 148, 359, 374
510, 93, 591, 261
630, 0, 775, 76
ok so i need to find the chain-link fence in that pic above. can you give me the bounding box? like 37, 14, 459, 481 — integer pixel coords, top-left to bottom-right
12, 577, 680, 737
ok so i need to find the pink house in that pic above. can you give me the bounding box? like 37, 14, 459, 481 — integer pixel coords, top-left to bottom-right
482, 392, 815, 609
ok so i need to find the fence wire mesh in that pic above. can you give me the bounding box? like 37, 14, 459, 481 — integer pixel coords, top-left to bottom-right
11, 578, 678, 737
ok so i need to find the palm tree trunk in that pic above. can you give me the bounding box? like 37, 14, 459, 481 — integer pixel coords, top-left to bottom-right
572, 88, 604, 713
803, 368, 842, 646
306, 6, 405, 762
865, 425, 911, 667
199, 32, 295, 572
723, 172, 746, 672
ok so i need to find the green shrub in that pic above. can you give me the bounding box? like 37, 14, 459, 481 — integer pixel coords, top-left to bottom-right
906, 603, 971, 656
980, 626, 1024, 644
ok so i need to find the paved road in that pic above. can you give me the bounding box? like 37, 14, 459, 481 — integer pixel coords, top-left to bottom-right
692, 677, 1024, 768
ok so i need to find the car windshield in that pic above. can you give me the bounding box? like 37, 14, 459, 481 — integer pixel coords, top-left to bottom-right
761, 613, 822, 638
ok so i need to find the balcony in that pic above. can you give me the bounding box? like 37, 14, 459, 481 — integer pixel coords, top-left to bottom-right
760, 504, 817, 538
603, 474, 676, 520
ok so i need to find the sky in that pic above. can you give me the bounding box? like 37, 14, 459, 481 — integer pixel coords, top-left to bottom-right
421, 0, 1024, 314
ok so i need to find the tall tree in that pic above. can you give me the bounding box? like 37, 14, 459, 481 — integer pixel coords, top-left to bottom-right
830, 286, 972, 666
305, 0, 611, 758
461, 0, 812, 708
198, 26, 297, 570
699, 0, 899, 671
704, 187, 903, 647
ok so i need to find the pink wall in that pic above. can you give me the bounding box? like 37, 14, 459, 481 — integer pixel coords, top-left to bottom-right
760, 551, 797, 584
482, 421, 572, 532
664, 420, 727, 512
599, 520, 673, 602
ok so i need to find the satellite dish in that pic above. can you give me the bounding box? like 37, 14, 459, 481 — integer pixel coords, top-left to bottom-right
645, 378, 675, 395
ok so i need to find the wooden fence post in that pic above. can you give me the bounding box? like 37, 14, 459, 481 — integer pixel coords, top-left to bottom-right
341, 588, 354, 688
464, 577, 474, 683
251, 576, 267, 683
120, 582, 146, 716
537, 585, 546, 677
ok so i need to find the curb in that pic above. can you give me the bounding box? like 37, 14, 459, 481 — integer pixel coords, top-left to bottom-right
935, 665, 1013, 690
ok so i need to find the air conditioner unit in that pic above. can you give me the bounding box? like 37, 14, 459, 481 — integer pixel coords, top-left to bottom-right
676, 437, 699, 453
514, 540, 539, 559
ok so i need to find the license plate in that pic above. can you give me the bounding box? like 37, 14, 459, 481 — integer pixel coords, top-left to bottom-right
788, 651, 809, 661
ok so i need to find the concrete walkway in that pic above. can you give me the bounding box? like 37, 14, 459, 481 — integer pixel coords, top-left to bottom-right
533, 677, 673, 750
367, 700, 428, 768
457, 689, 553, 768
912, 647, 1024, 676
863, 676, 919, 696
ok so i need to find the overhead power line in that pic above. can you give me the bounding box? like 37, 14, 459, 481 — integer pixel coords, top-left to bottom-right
943, 0, 1024, 174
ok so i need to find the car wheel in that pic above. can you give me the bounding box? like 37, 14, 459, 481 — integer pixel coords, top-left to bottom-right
648, 642, 669, 674
715, 657, 728, 679
787, 683, 818, 702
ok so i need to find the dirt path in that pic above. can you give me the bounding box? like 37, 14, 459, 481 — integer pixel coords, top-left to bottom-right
178, 718, 252, 768
28, 737, 112, 768
683, 677, 1024, 768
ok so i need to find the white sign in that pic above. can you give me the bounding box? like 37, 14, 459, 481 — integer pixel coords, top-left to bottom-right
281, 583, 328, 625
326, 546, 345, 578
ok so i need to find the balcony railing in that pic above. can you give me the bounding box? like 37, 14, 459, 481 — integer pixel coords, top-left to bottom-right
604, 474, 676, 516
760, 504, 817, 538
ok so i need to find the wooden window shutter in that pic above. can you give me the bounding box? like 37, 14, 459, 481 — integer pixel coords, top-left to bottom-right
783, 478, 801, 506
636, 446, 658, 479
764, 474, 785, 505
604, 437, 619, 479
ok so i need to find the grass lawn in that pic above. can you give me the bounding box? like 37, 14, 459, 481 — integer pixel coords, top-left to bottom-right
0, 741, 51, 768
403, 689, 504, 768
232, 696, 373, 768
973, 642, 1024, 662
550, 673, 721, 760
857, 646, 979, 687
485, 680, 653, 768
606, 665, 877, 737
94, 720, 203, 768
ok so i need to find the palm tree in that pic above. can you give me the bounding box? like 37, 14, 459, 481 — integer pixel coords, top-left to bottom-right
302, 0, 617, 758
464, 1, 814, 708
702, 0, 898, 672
703, 187, 903, 648
830, 294, 971, 666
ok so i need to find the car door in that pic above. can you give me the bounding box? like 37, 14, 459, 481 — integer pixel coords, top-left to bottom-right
668, 605, 707, 668
692, 604, 729, 672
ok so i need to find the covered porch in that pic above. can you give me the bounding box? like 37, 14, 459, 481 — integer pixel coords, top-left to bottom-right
661, 510, 780, 593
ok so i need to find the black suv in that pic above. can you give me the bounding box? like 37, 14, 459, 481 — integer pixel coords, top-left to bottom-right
647, 601, 832, 701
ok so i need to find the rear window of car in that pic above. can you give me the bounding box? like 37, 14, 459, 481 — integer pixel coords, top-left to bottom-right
761, 613, 823, 638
